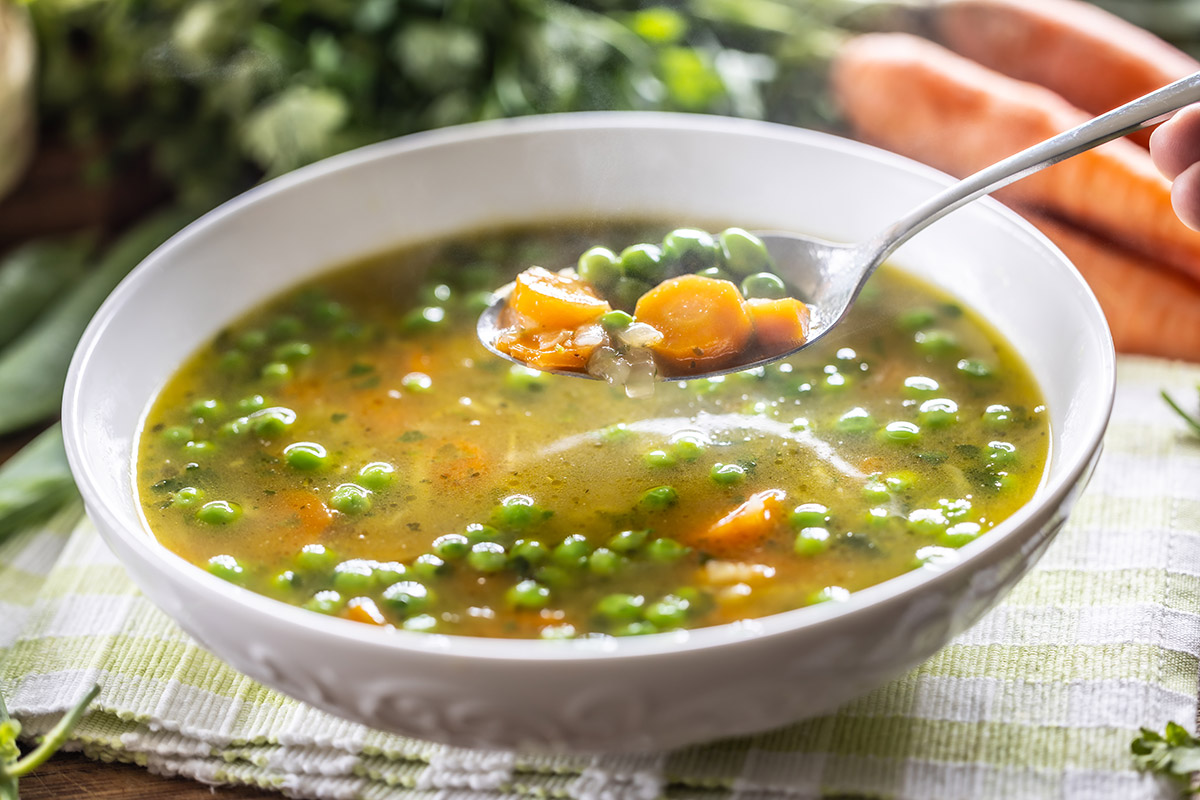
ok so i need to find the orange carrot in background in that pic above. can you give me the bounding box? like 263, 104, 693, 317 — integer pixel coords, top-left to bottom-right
1023, 211, 1200, 361
831, 32, 1200, 282
926, 0, 1199, 148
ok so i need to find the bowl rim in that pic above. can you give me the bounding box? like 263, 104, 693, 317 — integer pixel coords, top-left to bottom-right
63, 110, 1116, 663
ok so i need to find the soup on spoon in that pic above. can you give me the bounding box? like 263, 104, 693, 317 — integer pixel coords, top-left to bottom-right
486, 227, 812, 394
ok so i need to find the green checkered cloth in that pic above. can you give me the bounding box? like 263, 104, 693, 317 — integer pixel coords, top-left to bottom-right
2, 354, 1198, 799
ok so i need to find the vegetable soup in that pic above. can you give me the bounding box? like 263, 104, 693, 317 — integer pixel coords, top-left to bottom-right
136, 222, 1049, 639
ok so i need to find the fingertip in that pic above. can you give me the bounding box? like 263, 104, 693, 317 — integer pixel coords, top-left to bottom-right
1171, 161, 1200, 231
1151, 104, 1200, 180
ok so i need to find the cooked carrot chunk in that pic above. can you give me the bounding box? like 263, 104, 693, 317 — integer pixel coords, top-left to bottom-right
633, 274, 753, 373
691, 489, 788, 557
509, 266, 611, 330
747, 297, 810, 355
346, 597, 388, 626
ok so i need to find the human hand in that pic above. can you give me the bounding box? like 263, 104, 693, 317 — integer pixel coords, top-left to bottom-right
1150, 105, 1200, 231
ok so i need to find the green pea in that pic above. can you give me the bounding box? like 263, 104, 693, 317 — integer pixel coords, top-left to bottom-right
505, 365, 548, 392
464, 522, 500, 544
918, 398, 959, 428
613, 621, 659, 636
271, 569, 300, 593
577, 246, 621, 291
358, 461, 396, 490
595, 593, 644, 621
647, 537, 688, 562
401, 371, 433, 393
235, 394, 267, 415
381, 581, 432, 615
196, 500, 241, 525
540, 623, 577, 639
982, 404, 1014, 429
489, 494, 550, 530
269, 315, 304, 340
510, 538, 549, 567
418, 283, 454, 305
957, 358, 993, 378
885, 470, 918, 492
986, 441, 1018, 466
311, 299, 349, 326
401, 306, 447, 333
284, 441, 329, 471
914, 329, 959, 356
332, 560, 375, 593
304, 590, 344, 615
184, 440, 215, 457
821, 372, 849, 392
330, 483, 372, 515
794, 528, 830, 557
718, 228, 773, 277
907, 509, 949, 536
709, 463, 746, 486
864, 507, 893, 529
879, 421, 921, 444
237, 329, 268, 350
644, 594, 691, 628
862, 477, 890, 503
295, 543, 338, 573
740, 272, 787, 300
171, 486, 206, 509
611, 276, 653, 311
162, 425, 193, 446
599, 310, 634, 330
661, 228, 719, 272
533, 565, 573, 589
412, 553, 449, 580
207, 554, 244, 584
218, 351, 247, 372
619, 243, 667, 283
218, 417, 250, 438
189, 398, 223, 420
370, 561, 407, 586
588, 547, 623, 577
903, 376, 940, 397
643, 449, 676, 469
789, 503, 829, 529
249, 407, 296, 437
260, 362, 291, 382
467, 541, 508, 572
808, 586, 850, 605
552, 534, 592, 568
696, 266, 733, 282
433, 533, 470, 560
939, 522, 982, 548
639, 485, 678, 511
403, 614, 439, 632
836, 407, 875, 434
668, 437, 704, 461
506, 579, 551, 610
607, 529, 649, 553
897, 308, 936, 331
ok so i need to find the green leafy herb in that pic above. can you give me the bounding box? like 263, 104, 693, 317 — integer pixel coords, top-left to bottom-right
1163, 388, 1200, 437
1132, 722, 1200, 796
0, 683, 100, 800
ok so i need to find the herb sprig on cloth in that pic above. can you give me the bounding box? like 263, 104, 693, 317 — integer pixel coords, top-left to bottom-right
0, 684, 99, 800
1132, 722, 1200, 796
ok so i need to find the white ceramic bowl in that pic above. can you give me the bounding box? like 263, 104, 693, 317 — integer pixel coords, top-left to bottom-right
63, 113, 1114, 754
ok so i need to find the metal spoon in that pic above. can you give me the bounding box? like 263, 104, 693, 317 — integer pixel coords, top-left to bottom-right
480, 70, 1200, 381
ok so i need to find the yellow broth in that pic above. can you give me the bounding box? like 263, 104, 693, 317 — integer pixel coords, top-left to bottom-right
137, 223, 1049, 639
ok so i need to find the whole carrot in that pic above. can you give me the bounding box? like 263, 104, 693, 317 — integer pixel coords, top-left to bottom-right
831, 33, 1200, 282
1024, 210, 1200, 361
926, 0, 1198, 148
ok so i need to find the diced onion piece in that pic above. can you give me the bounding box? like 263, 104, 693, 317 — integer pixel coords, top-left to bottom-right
615, 321, 664, 348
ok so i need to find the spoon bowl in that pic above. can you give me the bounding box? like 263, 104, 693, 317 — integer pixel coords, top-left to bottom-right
480, 70, 1200, 380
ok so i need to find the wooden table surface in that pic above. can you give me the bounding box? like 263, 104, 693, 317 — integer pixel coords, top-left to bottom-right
0, 433, 269, 799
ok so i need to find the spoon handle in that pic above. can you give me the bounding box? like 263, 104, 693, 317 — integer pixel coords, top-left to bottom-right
862, 70, 1200, 266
